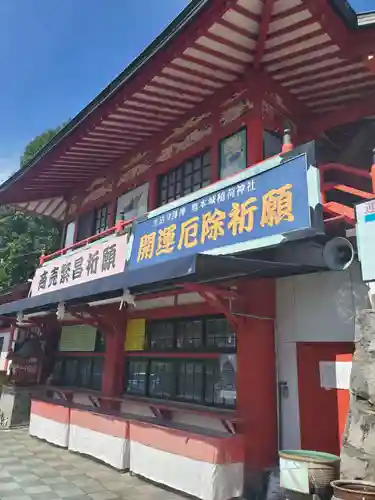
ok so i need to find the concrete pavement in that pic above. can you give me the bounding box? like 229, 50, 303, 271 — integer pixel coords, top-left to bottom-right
0, 428, 184, 500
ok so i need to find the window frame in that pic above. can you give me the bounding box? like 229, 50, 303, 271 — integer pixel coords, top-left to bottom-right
52, 354, 104, 391
124, 355, 236, 410
158, 150, 211, 206
146, 315, 236, 354
63, 220, 76, 248
148, 358, 176, 399
263, 129, 282, 160
126, 358, 149, 396
93, 203, 109, 235
124, 314, 236, 409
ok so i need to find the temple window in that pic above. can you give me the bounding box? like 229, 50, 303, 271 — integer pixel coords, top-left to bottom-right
148, 360, 175, 398
93, 203, 109, 234
51, 327, 105, 391
176, 361, 204, 403
76, 210, 95, 242
125, 315, 237, 408
126, 360, 148, 395
263, 129, 282, 159
75, 203, 109, 243
158, 150, 211, 206
63, 220, 76, 247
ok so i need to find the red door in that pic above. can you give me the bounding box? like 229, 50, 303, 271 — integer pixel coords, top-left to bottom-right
297, 343, 353, 455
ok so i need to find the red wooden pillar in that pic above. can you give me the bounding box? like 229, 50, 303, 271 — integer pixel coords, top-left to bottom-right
107, 199, 117, 227
247, 99, 264, 166
235, 279, 277, 489
101, 318, 126, 398
148, 172, 158, 211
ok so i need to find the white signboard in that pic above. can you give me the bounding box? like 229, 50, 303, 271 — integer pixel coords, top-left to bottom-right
356, 199, 375, 282
30, 234, 128, 297
319, 361, 352, 390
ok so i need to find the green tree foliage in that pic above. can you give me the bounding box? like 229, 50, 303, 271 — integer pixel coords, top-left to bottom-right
20, 123, 66, 167
0, 126, 65, 291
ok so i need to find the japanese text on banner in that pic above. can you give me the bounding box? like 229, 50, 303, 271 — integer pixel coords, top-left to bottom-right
137, 183, 294, 263
38, 242, 117, 291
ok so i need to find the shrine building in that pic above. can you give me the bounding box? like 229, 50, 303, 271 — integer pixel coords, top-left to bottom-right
0, 1, 375, 499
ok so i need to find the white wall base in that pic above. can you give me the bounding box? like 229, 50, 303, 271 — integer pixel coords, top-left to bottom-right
29, 413, 69, 448
69, 424, 129, 470
130, 440, 243, 500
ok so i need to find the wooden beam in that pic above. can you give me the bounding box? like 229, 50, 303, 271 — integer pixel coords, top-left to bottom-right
69, 65, 311, 204
254, 0, 276, 70
305, 90, 375, 136
338, 122, 372, 164
344, 30, 375, 60
303, 0, 350, 50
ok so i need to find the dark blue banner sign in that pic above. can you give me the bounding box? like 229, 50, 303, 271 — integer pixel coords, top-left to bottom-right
128, 154, 320, 270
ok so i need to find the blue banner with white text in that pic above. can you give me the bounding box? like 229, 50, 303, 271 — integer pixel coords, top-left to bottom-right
128, 154, 314, 270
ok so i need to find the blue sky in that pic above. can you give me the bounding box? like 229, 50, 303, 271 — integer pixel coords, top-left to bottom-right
351, 0, 375, 12
0, 0, 188, 182
0, 0, 373, 183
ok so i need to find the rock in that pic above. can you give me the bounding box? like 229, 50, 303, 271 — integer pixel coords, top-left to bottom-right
350, 360, 375, 403
343, 399, 375, 454
341, 309, 375, 480
354, 310, 375, 359
341, 443, 370, 480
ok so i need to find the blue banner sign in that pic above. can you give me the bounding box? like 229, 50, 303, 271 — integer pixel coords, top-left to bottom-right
128, 154, 321, 270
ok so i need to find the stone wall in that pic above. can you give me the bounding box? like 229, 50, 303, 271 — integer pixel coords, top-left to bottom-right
341, 309, 375, 480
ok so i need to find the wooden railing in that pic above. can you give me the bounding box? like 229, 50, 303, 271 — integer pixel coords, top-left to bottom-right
320, 162, 375, 224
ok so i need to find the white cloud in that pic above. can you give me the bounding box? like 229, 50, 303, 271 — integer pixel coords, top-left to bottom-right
0, 152, 21, 184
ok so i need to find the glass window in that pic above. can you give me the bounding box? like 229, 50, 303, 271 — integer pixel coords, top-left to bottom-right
204, 359, 236, 408
148, 360, 174, 398
158, 151, 211, 206
126, 360, 148, 395
51, 359, 64, 385
94, 331, 106, 353
176, 319, 203, 350
91, 357, 103, 391
63, 358, 79, 386
263, 130, 282, 159
64, 221, 76, 247
94, 204, 109, 235
76, 210, 95, 241
148, 321, 174, 351
123, 315, 237, 409
206, 317, 236, 350
177, 361, 204, 403
54, 356, 103, 390
77, 358, 92, 388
